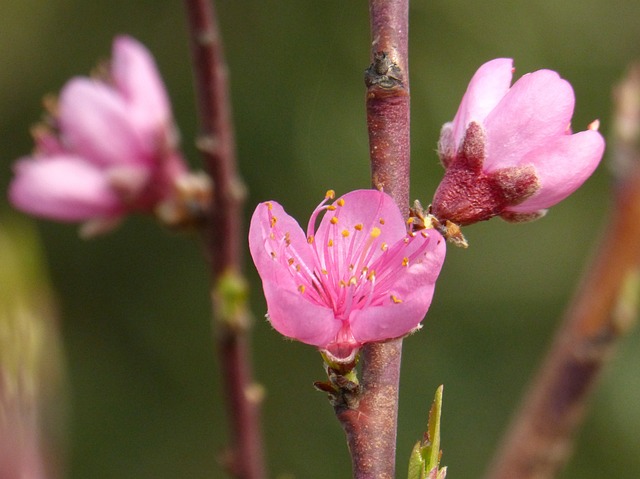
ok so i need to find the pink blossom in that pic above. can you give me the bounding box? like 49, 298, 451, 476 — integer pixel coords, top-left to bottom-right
249, 189, 446, 363
431, 58, 605, 226
8, 36, 187, 235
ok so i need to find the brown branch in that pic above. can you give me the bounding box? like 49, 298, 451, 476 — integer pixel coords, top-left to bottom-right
333, 1, 411, 478
365, 0, 411, 213
183, 1, 265, 478
484, 65, 640, 479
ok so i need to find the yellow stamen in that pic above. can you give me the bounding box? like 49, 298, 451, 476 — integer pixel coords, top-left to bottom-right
328, 239, 334, 247
298, 285, 306, 293
370, 227, 381, 238
354, 223, 363, 231
337, 198, 345, 207
380, 242, 388, 251
330, 216, 338, 225
266, 202, 273, 210
270, 216, 277, 227
391, 295, 403, 304
327, 205, 337, 211
288, 258, 295, 266
342, 229, 350, 237
307, 235, 315, 244
379, 218, 385, 225
326, 190, 336, 200
402, 257, 409, 267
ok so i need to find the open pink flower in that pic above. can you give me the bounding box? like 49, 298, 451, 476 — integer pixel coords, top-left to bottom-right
249, 189, 446, 363
431, 58, 605, 226
8, 36, 187, 235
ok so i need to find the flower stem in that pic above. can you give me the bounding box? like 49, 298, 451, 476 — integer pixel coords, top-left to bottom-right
183, 1, 265, 478
484, 65, 640, 479
333, 1, 411, 478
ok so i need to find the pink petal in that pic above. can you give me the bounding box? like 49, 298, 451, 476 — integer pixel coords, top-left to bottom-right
349, 229, 446, 343
506, 129, 605, 212
484, 70, 575, 171
8, 156, 122, 221
451, 58, 514, 147
111, 36, 171, 133
248, 201, 341, 346
314, 189, 407, 264
58, 78, 147, 167
261, 281, 340, 347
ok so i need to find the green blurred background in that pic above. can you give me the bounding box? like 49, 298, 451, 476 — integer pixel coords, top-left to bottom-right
1, 1, 639, 477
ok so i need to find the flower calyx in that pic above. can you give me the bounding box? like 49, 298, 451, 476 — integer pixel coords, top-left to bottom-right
431, 121, 542, 227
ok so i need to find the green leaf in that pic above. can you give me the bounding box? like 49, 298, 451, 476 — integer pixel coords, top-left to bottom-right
407, 385, 446, 479
424, 384, 443, 472
407, 441, 427, 479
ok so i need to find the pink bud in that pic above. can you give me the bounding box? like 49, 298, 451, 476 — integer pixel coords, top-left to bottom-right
431, 58, 605, 226
249, 189, 446, 363
8, 36, 187, 235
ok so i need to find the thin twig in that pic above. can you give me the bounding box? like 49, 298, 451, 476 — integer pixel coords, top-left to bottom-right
333, 1, 411, 478
183, 1, 265, 478
484, 65, 640, 479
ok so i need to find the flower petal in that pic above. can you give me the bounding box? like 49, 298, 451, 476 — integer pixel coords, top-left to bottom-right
451, 58, 514, 147
249, 201, 341, 346
58, 78, 147, 167
314, 189, 407, 264
111, 36, 171, 133
349, 229, 446, 343
484, 69, 575, 171
8, 156, 122, 221
506, 129, 605, 212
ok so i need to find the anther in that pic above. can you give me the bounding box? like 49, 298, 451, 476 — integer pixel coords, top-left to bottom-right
325, 190, 336, 200
391, 295, 403, 304
342, 229, 350, 237
330, 217, 338, 225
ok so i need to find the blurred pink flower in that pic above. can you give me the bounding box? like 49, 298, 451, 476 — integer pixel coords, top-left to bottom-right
8, 36, 187, 235
432, 58, 605, 226
249, 189, 446, 363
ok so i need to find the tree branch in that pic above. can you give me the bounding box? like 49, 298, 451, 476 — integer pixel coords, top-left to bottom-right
183, 1, 265, 478
333, 1, 411, 478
